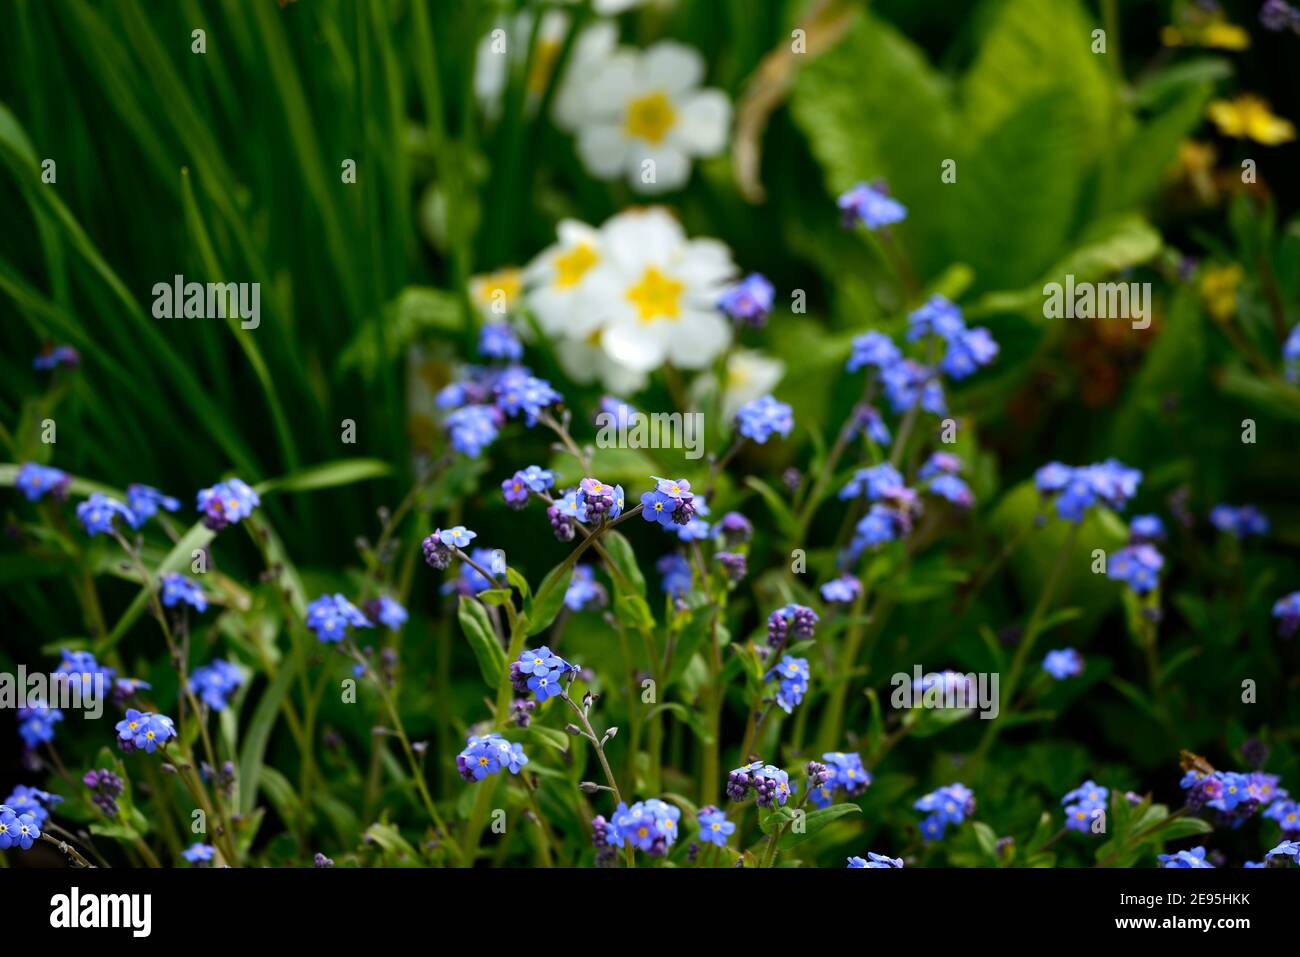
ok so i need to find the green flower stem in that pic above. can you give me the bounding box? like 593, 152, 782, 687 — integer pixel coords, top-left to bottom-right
343, 641, 463, 865
560, 690, 635, 869
972, 523, 1080, 777
111, 530, 239, 866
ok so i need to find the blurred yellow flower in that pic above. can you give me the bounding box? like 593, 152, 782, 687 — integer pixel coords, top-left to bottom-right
1207, 95, 1297, 145
469, 267, 523, 318
1161, 12, 1250, 49
1199, 264, 1243, 322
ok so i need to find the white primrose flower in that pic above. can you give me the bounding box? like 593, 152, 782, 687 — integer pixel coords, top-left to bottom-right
523, 207, 738, 390
566, 41, 731, 194
718, 350, 787, 420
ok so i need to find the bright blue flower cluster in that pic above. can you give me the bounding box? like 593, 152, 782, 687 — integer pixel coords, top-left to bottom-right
1263, 796, 1300, 835
596, 798, 682, 856
819, 574, 862, 603
446, 404, 502, 457
1042, 647, 1084, 680
55, 648, 115, 692
840, 463, 921, 557
17, 702, 63, 749
718, 272, 775, 327
696, 805, 735, 847
847, 331, 901, 373
735, 394, 793, 444
421, 525, 478, 570
478, 322, 523, 362
1158, 846, 1213, 868
456, 732, 528, 781
918, 451, 974, 507
1129, 514, 1165, 542
305, 593, 372, 643
190, 659, 243, 711
906, 296, 999, 381
726, 761, 794, 807
197, 478, 260, 531
125, 484, 180, 528
914, 782, 975, 840
114, 709, 176, 753
847, 852, 903, 868
838, 181, 907, 230
437, 363, 563, 457
502, 464, 554, 509
641, 475, 694, 529
1108, 543, 1164, 595
766, 603, 819, 646
1272, 591, 1300, 637
183, 842, 217, 865
15, 462, 70, 501
364, 595, 408, 630
809, 751, 871, 808
1034, 459, 1142, 523
511, 646, 577, 702
766, 655, 810, 713
76, 493, 136, 536
0, 805, 41, 850
1267, 839, 1300, 864
1181, 768, 1286, 827
1061, 780, 1108, 833
657, 553, 692, 598
1209, 503, 1269, 539
3, 786, 60, 826
160, 572, 208, 613
564, 565, 607, 611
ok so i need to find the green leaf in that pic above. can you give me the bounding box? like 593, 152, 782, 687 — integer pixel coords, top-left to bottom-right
778, 803, 862, 849
525, 564, 574, 637
601, 530, 645, 598
477, 588, 513, 607
458, 596, 508, 688
506, 566, 532, 600
525, 725, 570, 752
614, 594, 655, 634
256, 458, 391, 495
238, 655, 298, 815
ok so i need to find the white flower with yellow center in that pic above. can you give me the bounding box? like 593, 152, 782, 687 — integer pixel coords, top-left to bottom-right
567, 41, 731, 194
586, 207, 736, 373
523, 219, 607, 338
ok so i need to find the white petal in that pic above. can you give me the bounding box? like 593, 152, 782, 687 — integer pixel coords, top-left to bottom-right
673, 90, 731, 156
641, 42, 704, 95
667, 310, 731, 369
576, 124, 629, 179
582, 52, 640, 119
627, 144, 691, 194
602, 319, 670, 373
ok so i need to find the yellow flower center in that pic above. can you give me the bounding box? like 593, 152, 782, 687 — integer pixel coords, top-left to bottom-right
553, 242, 599, 289
625, 91, 676, 144
626, 267, 684, 323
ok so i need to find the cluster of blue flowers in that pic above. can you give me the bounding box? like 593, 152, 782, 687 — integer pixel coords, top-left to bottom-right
456, 732, 528, 781
657, 553, 692, 598
510, 646, 578, 703
1208, 503, 1269, 539
717, 273, 775, 328
114, 708, 176, 754
182, 842, 217, 866
914, 782, 975, 840
696, 805, 736, 847
0, 804, 41, 850
819, 574, 862, 604
364, 595, 409, 631
1108, 514, 1167, 595
15, 462, 71, 501
76, 492, 136, 536
918, 452, 974, 507
197, 478, 260, 531
1042, 647, 1084, 680
766, 603, 819, 647
125, 484, 180, 527
726, 761, 794, 807
838, 181, 906, 230
501, 464, 555, 509
4, 785, 60, 826
1061, 780, 1108, 833
564, 565, 607, 611
765, 655, 811, 713
1159, 846, 1213, 868
906, 295, 999, 382
1181, 768, 1286, 828
437, 359, 563, 457
83, 769, 125, 817
593, 798, 682, 857
32, 343, 80, 370
190, 659, 243, 711
847, 852, 903, 868
1034, 459, 1142, 523
1273, 591, 1300, 637
305, 593, 373, 643
809, 752, 872, 808
840, 463, 921, 556
735, 394, 794, 444
18, 701, 63, 749
160, 572, 208, 613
